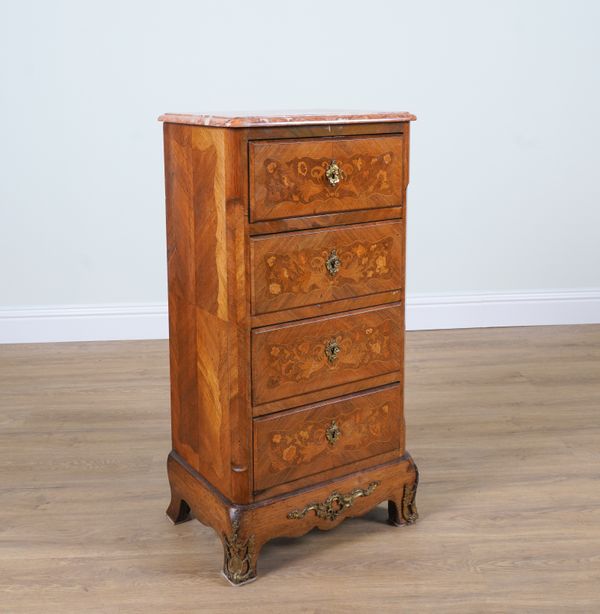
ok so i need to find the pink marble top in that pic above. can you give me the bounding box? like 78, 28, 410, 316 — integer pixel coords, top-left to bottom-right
158, 110, 416, 128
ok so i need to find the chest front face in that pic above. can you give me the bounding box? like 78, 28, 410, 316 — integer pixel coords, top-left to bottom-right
162, 111, 419, 585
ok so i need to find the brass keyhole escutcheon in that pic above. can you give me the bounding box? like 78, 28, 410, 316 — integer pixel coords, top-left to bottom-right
325, 249, 341, 276
325, 160, 343, 186
325, 420, 341, 445
324, 339, 340, 364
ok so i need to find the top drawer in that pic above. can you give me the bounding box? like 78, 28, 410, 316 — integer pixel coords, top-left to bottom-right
249, 134, 405, 222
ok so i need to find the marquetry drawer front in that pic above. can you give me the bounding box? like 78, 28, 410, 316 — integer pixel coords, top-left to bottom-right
251, 304, 403, 406
250, 220, 403, 315
253, 384, 404, 491
249, 134, 405, 222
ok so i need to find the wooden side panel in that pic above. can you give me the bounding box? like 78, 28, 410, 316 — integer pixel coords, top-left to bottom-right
191, 128, 230, 496
251, 304, 404, 406
164, 124, 251, 503
164, 124, 200, 470
250, 220, 404, 314
253, 384, 404, 491
222, 128, 253, 502
249, 134, 405, 221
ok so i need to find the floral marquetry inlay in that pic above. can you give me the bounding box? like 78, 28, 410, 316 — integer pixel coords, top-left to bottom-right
263, 153, 396, 208
250, 134, 406, 222
266, 318, 394, 390
252, 383, 404, 491
268, 402, 391, 471
264, 237, 394, 298
251, 304, 404, 405
250, 220, 403, 315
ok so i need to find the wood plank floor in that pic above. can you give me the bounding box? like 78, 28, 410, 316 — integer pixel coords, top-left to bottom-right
1, 325, 599, 613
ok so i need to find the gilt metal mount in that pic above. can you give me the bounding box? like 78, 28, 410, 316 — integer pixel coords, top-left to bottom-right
325, 249, 341, 276
223, 520, 255, 585
324, 339, 341, 364
325, 160, 343, 186
287, 481, 380, 521
325, 419, 342, 445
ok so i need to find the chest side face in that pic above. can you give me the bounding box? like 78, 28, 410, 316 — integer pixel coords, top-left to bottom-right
249, 134, 405, 222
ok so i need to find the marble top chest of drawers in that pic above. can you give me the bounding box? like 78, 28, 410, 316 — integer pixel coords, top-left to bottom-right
160, 110, 419, 585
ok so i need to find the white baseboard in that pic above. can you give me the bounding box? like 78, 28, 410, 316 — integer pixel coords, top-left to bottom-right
0, 303, 169, 344
0, 290, 599, 344
405, 289, 600, 330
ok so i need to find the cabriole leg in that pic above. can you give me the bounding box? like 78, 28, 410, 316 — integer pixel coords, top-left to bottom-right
166, 489, 192, 524
388, 478, 419, 526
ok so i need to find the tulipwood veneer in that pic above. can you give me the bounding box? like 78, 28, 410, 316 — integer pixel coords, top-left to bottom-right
160, 110, 418, 585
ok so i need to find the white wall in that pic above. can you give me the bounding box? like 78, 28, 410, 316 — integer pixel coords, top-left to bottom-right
1, 0, 599, 341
